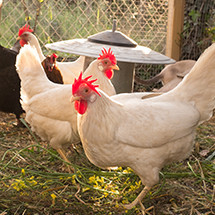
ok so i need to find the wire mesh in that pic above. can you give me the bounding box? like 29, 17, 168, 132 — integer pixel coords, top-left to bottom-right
1, 0, 213, 91
1, 0, 169, 55
0, 0, 170, 91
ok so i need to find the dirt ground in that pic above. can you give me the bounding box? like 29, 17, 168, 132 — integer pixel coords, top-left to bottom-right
0, 111, 214, 215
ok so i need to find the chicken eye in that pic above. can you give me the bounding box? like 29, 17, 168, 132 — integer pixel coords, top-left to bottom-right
84, 88, 89, 93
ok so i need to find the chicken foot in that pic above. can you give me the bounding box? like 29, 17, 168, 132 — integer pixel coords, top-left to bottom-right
56, 148, 74, 173
123, 185, 151, 210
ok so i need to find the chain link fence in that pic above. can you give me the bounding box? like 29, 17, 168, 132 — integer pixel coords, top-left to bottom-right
1, 0, 214, 91
1, 0, 168, 54
1, 0, 170, 91
181, 0, 215, 60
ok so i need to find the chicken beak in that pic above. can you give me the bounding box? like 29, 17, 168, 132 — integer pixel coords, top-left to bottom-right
70, 96, 81, 103
50, 63, 54, 70
17, 36, 21, 40
111, 65, 120, 71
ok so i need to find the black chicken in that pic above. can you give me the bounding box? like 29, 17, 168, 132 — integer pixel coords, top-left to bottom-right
0, 44, 24, 126
0, 25, 64, 127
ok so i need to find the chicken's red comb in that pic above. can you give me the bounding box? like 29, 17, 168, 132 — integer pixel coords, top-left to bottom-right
51, 53, 58, 59
72, 72, 101, 97
98, 47, 116, 65
50, 53, 58, 62
18, 24, 33, 36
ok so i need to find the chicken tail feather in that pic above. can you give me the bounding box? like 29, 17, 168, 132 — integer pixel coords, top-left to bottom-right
172, 43, 215, 124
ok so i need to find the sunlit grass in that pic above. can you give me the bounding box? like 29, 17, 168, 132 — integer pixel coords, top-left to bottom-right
0, 111, 214, 214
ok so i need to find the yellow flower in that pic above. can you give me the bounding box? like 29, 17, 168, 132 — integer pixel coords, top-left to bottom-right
51, 193, 57, 199
2, 181, 9, 188
115, 201, 119, 208
104, 192, 109, 197
115, 167, 123, 171
88, 175, 96, 184
71, 175, 76, 185
93, 184, 102, 189
96, 176, 104, 184
11, 179, 27, 191
110, 189, 119, 195
82, 187, 90, 192
28, 179, 37, 186
122, 199, 128, 204
135, 180, 141, 188
51, 193, 57, 206
128, 184, 138, 192
123, 167, 133, 174
21, 169, 25, 176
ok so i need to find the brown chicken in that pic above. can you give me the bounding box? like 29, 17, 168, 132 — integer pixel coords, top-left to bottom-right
17, 24, 84, 83
41, 53, 63, 84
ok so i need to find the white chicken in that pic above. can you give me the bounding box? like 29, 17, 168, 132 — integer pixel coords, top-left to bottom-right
16, 45, 119, 169
71, 43, 215, 209
17, 24, 84, 83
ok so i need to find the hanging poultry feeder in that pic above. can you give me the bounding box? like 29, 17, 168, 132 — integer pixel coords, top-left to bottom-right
46, 20, 175, 93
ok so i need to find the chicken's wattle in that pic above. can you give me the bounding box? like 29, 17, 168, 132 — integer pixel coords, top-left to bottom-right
20, 39, 28, 47
105, 69, 113, 79
74, 100, 88, 114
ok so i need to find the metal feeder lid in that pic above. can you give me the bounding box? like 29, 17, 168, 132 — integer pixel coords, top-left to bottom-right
87, 20, 137, 48
45, 20, 175, 65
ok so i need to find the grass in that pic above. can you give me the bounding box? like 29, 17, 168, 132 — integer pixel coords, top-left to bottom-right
0, 111, 214, 215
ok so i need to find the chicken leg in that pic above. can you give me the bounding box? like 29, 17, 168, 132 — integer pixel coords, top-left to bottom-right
123, 185, 151, 210
56, 148, 74, 173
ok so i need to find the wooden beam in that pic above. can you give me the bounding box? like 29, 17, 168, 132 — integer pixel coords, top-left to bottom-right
166, 0, 185, 61
0, 0, 3, 23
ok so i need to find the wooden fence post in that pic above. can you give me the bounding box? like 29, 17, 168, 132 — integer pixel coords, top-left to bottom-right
0, 0, 3, 23
165, 0, 185, 61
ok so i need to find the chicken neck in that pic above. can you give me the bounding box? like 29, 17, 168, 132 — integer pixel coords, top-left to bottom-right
77, 91, 123, 168
27, 33, 46, 61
